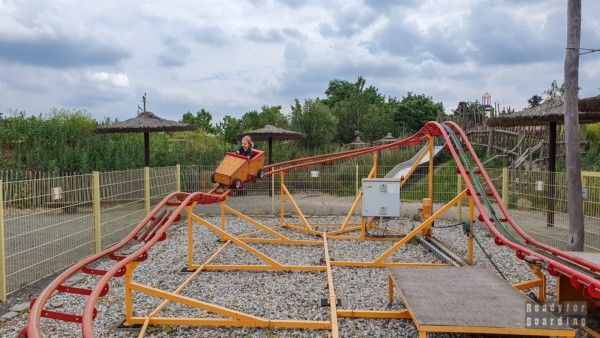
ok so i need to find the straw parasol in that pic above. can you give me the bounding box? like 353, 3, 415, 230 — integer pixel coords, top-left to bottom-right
487, 95, 600, 227
237, 124, 304, 165
348, 136, 369, 149
373, 133, 397, 146
96, 95, 197, 167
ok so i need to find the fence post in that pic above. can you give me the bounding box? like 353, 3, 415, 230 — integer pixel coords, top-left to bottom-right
456, 174, 462, 221
144, 167, 150, 213
355, 164, 359, 194
92, 171, 101, 253
502, 167, 509, 206
175, 164, 181, 192
0, 180, 6, 301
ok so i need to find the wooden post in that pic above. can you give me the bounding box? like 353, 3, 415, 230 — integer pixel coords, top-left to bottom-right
92, 171, 102, 253
502, 167, 509, 206
564, 0, 584, 250
144, 132, 150, 167
144, 167, 150, 213
355, 164, 359, 195
547, 122, 557, 227
175, 164, 181, 192
0, 180, 6, 301
486, 129, 494, 157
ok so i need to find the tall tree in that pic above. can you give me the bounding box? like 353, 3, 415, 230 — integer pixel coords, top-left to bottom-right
181, 109, 215, 133
390, 92, 444, 133
527, 95, 543, 107
290, 99, 337, 148
216, 115, 242, 143
564, 0, 584, 250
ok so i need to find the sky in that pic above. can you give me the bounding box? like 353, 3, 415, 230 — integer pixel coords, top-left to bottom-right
0, 0, 599, 122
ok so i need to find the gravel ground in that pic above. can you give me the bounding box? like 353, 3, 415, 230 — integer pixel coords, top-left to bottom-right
0, 215, 595, 337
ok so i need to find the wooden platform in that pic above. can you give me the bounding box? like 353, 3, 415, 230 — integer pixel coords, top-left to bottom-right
388, 267, 575, 337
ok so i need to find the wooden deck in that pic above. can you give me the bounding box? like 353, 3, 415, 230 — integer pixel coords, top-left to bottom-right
388, 266, 575, 337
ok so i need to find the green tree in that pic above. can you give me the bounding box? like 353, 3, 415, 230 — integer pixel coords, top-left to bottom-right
181, 108, 215, 133
389, 92, 444, 133
324, 76, 389, 143
216, 115, 243, 143
527, 95, 543, 108
290, 99, 337, 148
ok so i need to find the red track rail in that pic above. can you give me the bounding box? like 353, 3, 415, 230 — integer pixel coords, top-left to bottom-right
445, 121, 600, 274
22, 122, 600, 337
23, 190, 230, 338
434, 121, 600, 299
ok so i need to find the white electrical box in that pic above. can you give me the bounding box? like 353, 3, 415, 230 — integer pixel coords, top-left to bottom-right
361, 178, 401, 217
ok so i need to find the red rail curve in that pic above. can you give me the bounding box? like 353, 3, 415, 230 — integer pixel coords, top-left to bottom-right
445, 121, 600, 273
21, 121, 600, 337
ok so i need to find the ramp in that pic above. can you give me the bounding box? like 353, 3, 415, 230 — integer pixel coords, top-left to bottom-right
384, 144, 444, 179
388, 267, 575, 337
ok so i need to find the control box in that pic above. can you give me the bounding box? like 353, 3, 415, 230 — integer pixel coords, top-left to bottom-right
361, 178, 401, 217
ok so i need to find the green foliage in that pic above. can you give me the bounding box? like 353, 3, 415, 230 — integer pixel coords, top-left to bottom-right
216, 115, 243, 143
181, 109, 215, 133
527, 95, 543, 108
324, 76, 391, 143
0, 76, 454, 172
389, 92, 444, 133
290, 99, 337, 148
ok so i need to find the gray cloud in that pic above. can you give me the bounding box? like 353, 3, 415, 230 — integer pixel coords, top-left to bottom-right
464, 3, 564, 65
195, 25, 228, 45
245, 28, 284, 43
319, 5, 380, 38
157, 37, 191, 67
0, 34, 129, 68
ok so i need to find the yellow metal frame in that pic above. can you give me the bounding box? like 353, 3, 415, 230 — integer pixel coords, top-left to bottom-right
118, 138, 568, 337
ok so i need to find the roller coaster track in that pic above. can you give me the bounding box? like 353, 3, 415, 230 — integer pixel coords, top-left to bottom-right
21, 121, 600, 337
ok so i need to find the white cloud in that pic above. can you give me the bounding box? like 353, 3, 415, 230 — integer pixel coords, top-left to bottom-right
86, 71, 129, 88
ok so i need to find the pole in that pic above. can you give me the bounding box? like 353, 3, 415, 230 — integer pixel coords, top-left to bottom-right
564, 0, 584, 251
144, 167, 151, 213
268, 137, 273, 197
0, 180, 6, 301
92, 171, 101, 253
144, 132, 150, 168
547, 123, 557, 227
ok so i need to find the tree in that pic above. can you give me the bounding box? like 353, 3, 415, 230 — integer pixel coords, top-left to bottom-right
181, 109, 215, 133
239, 105, 289, 132
324, 76, 389, 143
290, 99, 337, 148
216, 115, 242, 143
390, 92, 444, 133
527, 95, 543, 108
544, 80, 565, 99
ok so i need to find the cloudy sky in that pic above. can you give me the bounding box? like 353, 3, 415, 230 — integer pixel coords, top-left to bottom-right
0, 0, 599, 122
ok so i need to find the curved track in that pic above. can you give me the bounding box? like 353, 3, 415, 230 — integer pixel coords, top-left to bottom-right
21, 122, 600, 337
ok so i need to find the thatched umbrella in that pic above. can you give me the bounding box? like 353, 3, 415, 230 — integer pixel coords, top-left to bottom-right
96, 97, 197, 167
373, 133, 397, 146
237, 124, 304, 165
487, 95, 600, 227
348, 136, 369, 149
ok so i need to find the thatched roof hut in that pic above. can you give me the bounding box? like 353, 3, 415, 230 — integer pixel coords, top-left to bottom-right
487, 95, 600, 127
96, 107, 196, 167
237, 124, 304, 164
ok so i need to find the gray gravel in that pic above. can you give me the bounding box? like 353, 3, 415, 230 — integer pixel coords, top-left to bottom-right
0, 215, 593, 337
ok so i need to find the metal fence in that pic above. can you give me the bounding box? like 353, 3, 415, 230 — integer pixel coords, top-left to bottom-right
0, 166, 177, 300
0, 163, 599, 301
